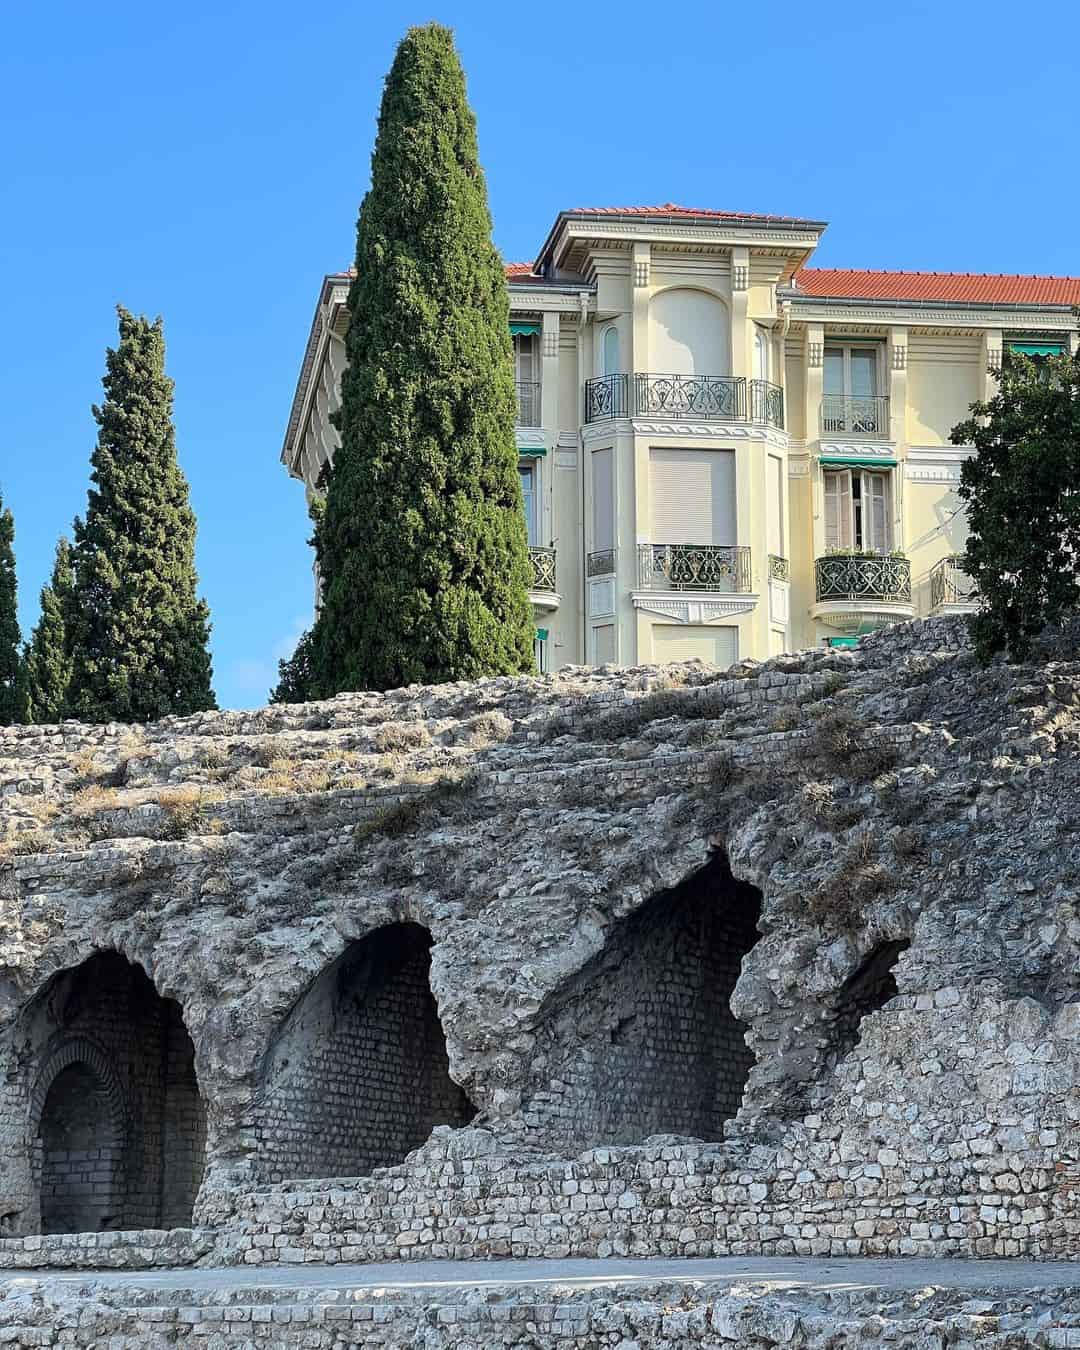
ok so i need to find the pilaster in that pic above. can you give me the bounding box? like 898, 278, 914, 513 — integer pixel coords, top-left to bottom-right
982, 328, 1003, 401
804, 323, 824, 444
730, 246, 751, 379
631, 242, 651, 375
887, 326, 908, 447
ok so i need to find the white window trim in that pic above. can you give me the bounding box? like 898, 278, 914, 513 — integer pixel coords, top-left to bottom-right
823, 342, 882, 397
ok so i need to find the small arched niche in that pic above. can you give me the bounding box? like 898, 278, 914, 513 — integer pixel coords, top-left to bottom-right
829, 939, 910, 1065
648, 287, 730, 375
523, 854, 761, 1149
27, 952, 206, 1234
253, 922, 475, 1182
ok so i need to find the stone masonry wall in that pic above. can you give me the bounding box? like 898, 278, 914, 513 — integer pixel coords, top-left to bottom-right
252, 923, 473, 1182
523, 856, 760, 1149
0, 615, 1079, 1264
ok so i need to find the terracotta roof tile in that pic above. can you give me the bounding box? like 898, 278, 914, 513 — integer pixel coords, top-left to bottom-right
505, 262, 539, 278
795, 268, 1080, 306
570, 202, 819, 225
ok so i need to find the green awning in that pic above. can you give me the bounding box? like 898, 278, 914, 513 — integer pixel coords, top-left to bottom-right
510, 322, 541, 336
1008, 342, 1064, 356
828, 636, 859, 649
518, 445, 546, 458
820, 456, 898, 468
535, 628, 549, 642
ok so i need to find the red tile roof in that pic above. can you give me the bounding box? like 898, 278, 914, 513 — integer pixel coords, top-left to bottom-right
569, 202, 821, 225
795, 268, 1080, 306
505, 262, 539, 278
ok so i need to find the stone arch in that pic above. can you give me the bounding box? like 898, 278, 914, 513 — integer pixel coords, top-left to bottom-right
828, 939, 910, 1065
648, 286, 730, 375
522, 853, 762, 1149
252, 921, 475, 1182
21, 951, 206, 1233
30, 1037, 126, 1235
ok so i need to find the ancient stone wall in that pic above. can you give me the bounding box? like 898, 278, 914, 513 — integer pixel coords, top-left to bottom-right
252, 922, 473, 1181
0, 615, 1077, 1265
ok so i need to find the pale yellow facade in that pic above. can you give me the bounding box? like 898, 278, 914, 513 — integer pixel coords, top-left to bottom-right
282, 206, 1080, 670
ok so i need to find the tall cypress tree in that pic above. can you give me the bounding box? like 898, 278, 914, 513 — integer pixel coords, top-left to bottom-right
25, 536, 74, 723
308, 23, 535, 695
68, 307, 216, 722
0, 496, 25, 726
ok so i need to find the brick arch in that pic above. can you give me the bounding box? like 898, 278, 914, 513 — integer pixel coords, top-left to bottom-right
29, 1037, 127, 1234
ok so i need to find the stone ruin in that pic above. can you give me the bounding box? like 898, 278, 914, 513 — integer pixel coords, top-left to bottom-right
0, 614, 1080, 1340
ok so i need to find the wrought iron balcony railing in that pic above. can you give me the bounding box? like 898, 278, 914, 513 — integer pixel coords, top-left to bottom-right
637, 543, 752, 593
821, 395, 890, 436
768, 554, 790, 582
583, 374, 785, 429
750, 379, 785, 429
635, 373, 744, 420
815, 553, 911, 604
930, 554, 977, 610
586, 549, 617, 577
528, 546, 557, 592
515, 380, 541, 428
585, 373, 631, 421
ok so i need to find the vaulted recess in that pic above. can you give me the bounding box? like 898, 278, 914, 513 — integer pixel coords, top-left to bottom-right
253, 922, 475, 1182
524, 854, 762, 1148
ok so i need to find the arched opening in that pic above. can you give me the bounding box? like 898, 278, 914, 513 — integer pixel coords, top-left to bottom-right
253, 922, 475, 1182
523, 854, 761, 1149
829, 939, 909, 1065
601, 324, 620, 376
648, 288, 730, 375
27, 952, 206, 1234
40, 1062, 122, 1234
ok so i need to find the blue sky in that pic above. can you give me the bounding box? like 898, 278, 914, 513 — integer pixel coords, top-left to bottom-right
3, 0, 1079, 709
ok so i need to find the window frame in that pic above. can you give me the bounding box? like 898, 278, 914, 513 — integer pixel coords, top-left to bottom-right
823, 342, 882, 398
518, 459, 539, 546
823, 466, 893, 553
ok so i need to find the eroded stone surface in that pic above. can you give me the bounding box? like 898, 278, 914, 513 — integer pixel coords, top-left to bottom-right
0, 615, 1077, 1268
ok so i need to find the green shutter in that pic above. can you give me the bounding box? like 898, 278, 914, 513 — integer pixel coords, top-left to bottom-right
510, 322, 541, 336
535, 628, 549, 641
828, 636, 859, 648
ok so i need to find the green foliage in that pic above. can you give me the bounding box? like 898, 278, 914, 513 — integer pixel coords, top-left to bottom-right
953, 351, 1080, 663
67, 307, 216, 722
24, 537, 74, 723
307, 23, 535, 695
271, 628, 315, 705
0, 497, 26, 726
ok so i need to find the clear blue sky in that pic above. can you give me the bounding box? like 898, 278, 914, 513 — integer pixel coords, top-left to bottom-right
3, 1, 1079, 709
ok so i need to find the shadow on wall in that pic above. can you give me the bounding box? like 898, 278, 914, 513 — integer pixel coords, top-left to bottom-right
523, 853, 762, 1150
25, 952, 206, 1236
252, 922, 475, 1183
827, 939, 910, 1068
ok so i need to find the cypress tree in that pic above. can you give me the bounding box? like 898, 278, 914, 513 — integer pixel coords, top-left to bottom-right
25, 537, 74, 723
0, 496, 25, 726
308, 23, 535, 694
68, 307, 216, 722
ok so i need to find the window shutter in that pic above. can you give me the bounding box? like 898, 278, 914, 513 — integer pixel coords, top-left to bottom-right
824, 470, 852, 549
592, 449, 614, 551
863, 472, 890, 552
649, 449, 736, 544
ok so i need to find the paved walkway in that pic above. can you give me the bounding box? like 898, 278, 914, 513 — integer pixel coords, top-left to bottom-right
8, 1255, 1080, 1296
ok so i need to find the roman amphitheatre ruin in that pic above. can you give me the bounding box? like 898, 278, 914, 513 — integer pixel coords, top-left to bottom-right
1, 615, 1079, 1345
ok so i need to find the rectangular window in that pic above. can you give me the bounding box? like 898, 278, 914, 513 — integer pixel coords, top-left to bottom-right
649, 448, 736, 544
519, 462, 538, 545
593, 624, 616, 665
824, 344, 880, 396
824, 468, 891, 552
513, 332, 538, 384
592, 449, 614, 552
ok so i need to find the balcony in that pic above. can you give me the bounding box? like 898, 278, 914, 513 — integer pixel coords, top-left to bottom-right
929, 554, 978, 615
528, 545, 558, 610
637, 543, 752, 593
515, 380, 541, 428
584, 375, 784, 429
821, 395, 890, 437
811, 552, 914, 632
587, 549, 617, 577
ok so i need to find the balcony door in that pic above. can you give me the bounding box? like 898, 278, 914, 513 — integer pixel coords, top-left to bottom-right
519, 462, 539, 545
824, 468, 891, 553
650, 449, 736, 545
823, 344, 882, 435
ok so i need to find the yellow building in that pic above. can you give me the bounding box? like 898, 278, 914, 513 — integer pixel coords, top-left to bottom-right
282, 204, 1080, 670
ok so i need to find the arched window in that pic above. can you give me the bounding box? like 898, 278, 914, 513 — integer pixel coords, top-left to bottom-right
602, 325, 620, 377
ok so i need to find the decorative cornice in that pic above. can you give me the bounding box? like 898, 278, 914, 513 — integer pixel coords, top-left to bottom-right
809, 599, 915, 632
631, 592, 759, 623
509, 289, 594, 315
788, 453, 811, 477
904, 445, 976, 483
632, 419, 788, 448
790, 298, 1078, 331
515, 429, 548, 451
